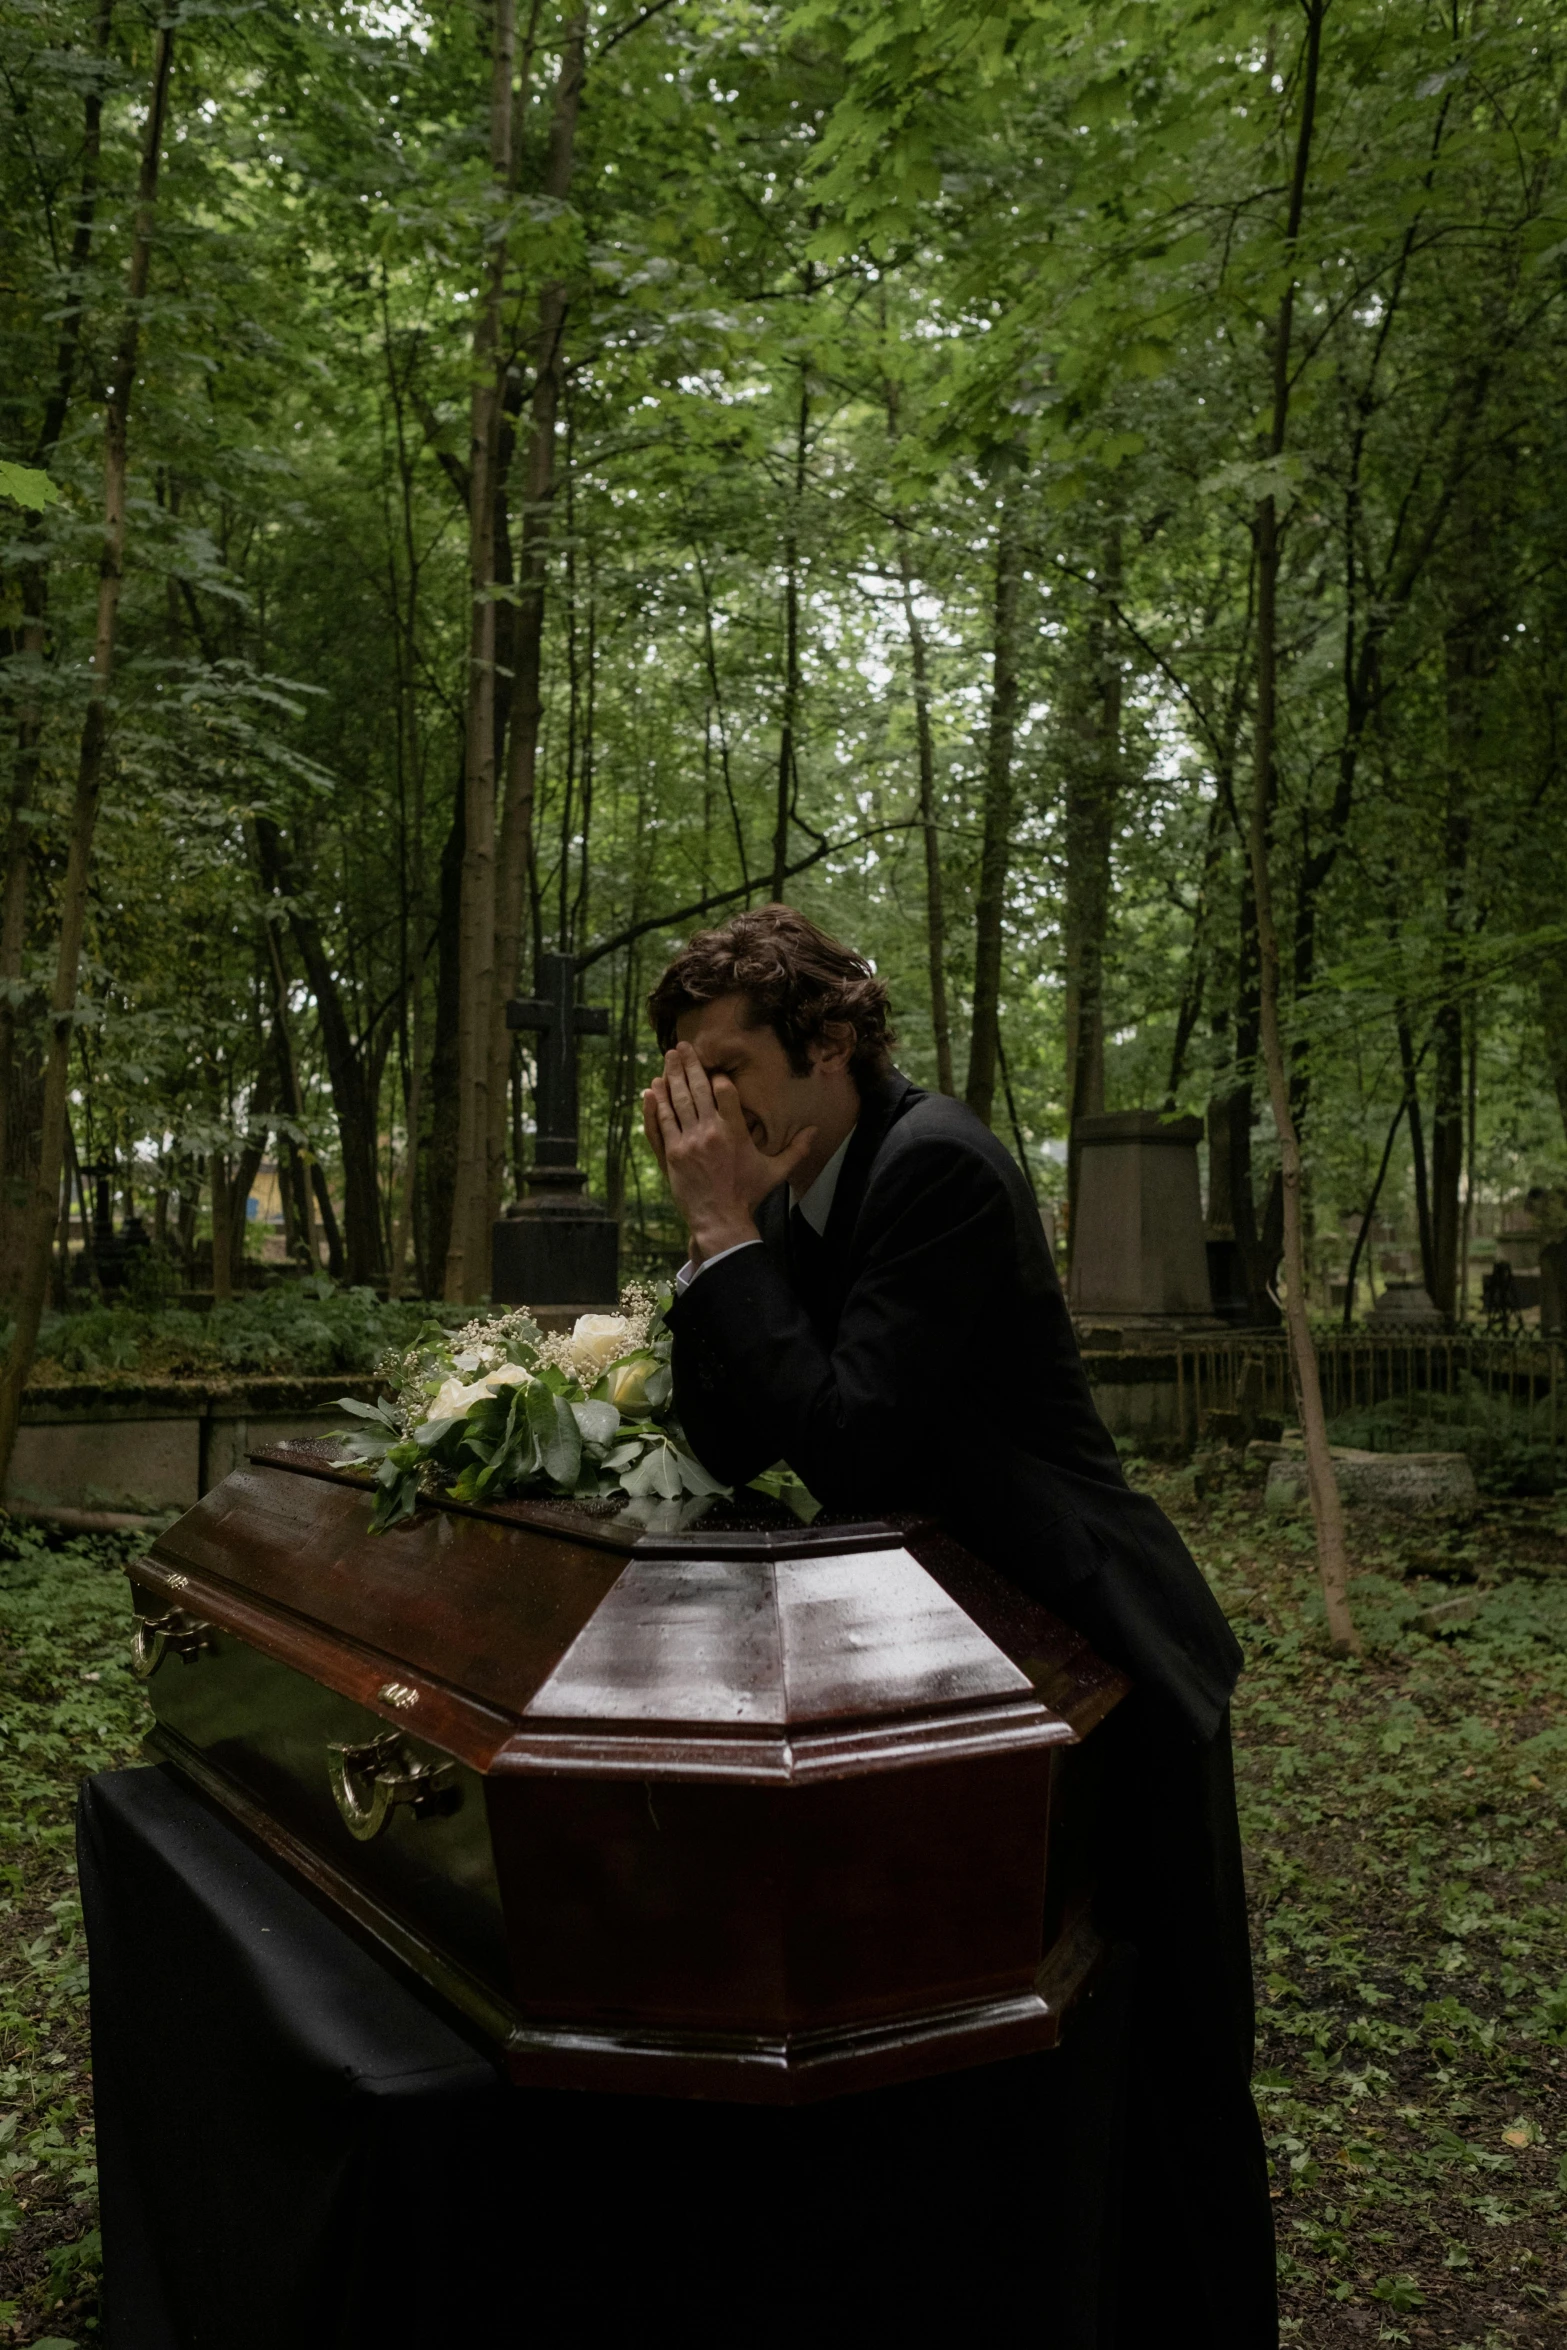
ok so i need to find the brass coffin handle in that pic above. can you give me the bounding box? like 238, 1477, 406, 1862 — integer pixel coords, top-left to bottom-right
131, 1610, 212, 1679
327, 1735, 457, 1843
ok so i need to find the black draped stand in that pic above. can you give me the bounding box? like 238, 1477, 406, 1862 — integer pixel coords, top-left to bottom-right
80, 1765, 1136, 2349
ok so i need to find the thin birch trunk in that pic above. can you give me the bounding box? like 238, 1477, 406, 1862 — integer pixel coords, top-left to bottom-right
445, 0, 516, 1302
0, 20, 174, 1491
1247, 0, 1357, 1654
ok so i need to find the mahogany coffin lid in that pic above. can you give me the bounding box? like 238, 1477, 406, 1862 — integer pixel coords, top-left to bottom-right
128, 1444, 1129, 2102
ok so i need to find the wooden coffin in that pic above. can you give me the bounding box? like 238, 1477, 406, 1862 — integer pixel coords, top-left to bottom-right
126, 1445, 1128, 2104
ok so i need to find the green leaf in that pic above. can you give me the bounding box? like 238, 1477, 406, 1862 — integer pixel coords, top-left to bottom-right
414, 1414, 464, 1449
338, 1396, 398, 1426
524, 1375, 561, 1457
571, 1398, 620, 1450
541, 1393, 582, 1488
0, 461, 61, 512
676, 1447, 729, 1497
1370, 2277, 1424, 2311
617, 1440, 683, 1500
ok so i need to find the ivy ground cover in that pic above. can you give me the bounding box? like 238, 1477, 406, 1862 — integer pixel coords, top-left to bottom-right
0, 1475, 1563, 2345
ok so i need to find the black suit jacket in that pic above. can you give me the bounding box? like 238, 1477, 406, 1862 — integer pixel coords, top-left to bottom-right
668, 1068, 1241, 1743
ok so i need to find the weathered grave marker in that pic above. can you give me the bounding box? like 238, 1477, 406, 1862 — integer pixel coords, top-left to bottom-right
1068, 1111, 1223, 1338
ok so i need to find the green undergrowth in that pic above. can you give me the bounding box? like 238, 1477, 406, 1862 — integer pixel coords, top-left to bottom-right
1, 1477, 1565, 2345
1144, 1452, 1567, 2348
10, 1279, 469, 1386
0, 1523, 149, 2344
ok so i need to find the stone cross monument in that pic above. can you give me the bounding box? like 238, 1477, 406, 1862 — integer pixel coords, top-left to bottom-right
490, 951, 619, 1310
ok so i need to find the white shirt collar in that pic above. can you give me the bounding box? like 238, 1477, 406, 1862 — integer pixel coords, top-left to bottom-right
790, 1127, 854, 1236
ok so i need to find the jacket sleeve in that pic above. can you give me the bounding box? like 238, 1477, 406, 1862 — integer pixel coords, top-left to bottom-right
667, 1139, 1015, 1511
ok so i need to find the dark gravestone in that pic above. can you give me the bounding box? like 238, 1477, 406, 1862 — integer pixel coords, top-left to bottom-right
492, 951, 619, 1310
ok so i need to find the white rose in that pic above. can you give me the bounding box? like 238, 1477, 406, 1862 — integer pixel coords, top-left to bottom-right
426, 1362, 532, 1424
569, 1313, 634, 1378
426, 1374, 477, 1422
603, 1354, 653, 1410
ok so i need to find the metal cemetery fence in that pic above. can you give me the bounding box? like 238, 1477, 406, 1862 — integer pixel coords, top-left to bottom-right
1164, 1333, 1566, 1489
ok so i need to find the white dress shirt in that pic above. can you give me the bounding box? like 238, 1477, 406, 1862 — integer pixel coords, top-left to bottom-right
673, 1127, 855, 1292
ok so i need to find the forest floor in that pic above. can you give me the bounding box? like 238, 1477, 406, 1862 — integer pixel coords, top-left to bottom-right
0, 1468, 1563, 2345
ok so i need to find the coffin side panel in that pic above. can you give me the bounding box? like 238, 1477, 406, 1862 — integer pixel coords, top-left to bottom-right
136, 1609, 508, 1992
487, 1744, 1052, 2036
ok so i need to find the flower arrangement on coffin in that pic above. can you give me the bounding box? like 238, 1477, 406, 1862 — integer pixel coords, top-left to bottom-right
333, 1283, 728, 1533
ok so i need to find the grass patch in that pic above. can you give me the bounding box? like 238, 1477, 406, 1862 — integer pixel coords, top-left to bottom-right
0, 1472, 1564, 2343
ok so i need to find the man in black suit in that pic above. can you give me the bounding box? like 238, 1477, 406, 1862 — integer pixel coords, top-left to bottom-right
644, 905, 1277, 2345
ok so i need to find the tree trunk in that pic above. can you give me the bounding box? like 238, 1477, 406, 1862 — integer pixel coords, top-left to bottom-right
1165, 796, 1227, 1106
1208, 852, 1282, 1326
1061, 553, 1119, 1245
695, 544, 749, 889
388, 1017, 423, 1300
604, 943, 642, 1224
445, 0, 517, 1302
896, 538, 953, 1094
489, 11, 588, 1228
770, 363, 812, 903
1431, 621, 1479, 1322
1394, 997, 1436, 1300
1542, 951, 1567, 1153
963, 470, 1024, 1127
1247, 0, 1356, 1655
258, 915, 321, 1273
254, 820, 386, 1286
0, 20, 175, 1494
1342, 1099, 1406, 1330
209, 1151, 234, 1303
0, 0, 114, 1303
421, 781, 465, 1290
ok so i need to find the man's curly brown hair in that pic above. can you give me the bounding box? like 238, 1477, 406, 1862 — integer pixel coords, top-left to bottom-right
648, 905, 895, 1079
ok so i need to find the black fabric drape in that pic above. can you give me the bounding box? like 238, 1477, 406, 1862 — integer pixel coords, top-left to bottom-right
81, 1764, 1145, 2347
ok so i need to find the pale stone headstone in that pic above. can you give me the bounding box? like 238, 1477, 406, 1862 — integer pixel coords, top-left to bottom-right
1068, 1110, 1220, 1332
1261, 1445, 1477, 1517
